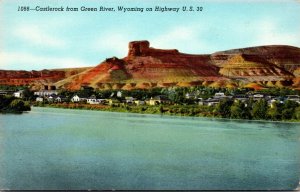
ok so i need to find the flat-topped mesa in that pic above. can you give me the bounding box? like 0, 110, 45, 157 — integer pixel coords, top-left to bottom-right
127, 40, 179, 57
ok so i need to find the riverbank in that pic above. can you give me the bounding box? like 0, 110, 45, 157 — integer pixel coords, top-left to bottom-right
35, 103, 300, 122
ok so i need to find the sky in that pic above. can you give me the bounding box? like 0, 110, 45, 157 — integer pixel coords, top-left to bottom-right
1, 0, 300, 70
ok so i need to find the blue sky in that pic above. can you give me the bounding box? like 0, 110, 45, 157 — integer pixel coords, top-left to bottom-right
1, 0, 300, 70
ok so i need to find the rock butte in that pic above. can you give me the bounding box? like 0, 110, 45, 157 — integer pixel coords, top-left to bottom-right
1, 40, 300, 90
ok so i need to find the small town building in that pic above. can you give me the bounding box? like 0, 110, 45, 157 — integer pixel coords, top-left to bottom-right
87, 99, 99, 104
206, 98, 221, 106
233, 95, 248, 103
34, 90, 58, 97
286, 95, 300, 103
55, 96, 63, 103
149, 95, 171, 105
214, 92, 225, 98
0, 90, 14, 96
36, 97, 44, 102
47, 95, 57, 102
13, 90, 24, 98
71, 95, 82, 102
185, 92, 198, 99
250, 93, 265, 101
125, 97, 135, 104
134, 100, 145, 105
108, 99, 121, 105
87, 95, 98, 104
145, 98, 151, 105
117, 91, 122, 98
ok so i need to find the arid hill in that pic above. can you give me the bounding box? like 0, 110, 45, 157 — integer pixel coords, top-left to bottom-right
0, 67, 91, 90
57, 41, 226, 90
1, 41, 300, 90
211, 45, 300, 72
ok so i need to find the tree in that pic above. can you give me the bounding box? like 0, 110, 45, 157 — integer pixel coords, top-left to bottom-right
230, 100, 251, 119
230, 101, 244, 119
281, 100, 299, 120
267, 102, 281, 121
9, 99, 31, 112
215, 98, 233, 118
78, 86, 95, 98
293, 106, 300, 120
0, 95, 14, 110
252, 99, 268, 120
22, 87, 34, 100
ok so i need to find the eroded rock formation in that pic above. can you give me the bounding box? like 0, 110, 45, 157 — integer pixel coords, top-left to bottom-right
1, 41, 300, 90
0, 68, 91, 90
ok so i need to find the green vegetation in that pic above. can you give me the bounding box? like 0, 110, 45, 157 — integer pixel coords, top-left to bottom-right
230, 100, 251, 119
0, 95, 31, 113
45, 97, 300, 121
252, 99, 268, 120
2, 84, 300, 121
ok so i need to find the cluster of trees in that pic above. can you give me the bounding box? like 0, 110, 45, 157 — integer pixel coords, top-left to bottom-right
0, 95, 31, 113
214, 98, 300, 121
0, 85, 26, 91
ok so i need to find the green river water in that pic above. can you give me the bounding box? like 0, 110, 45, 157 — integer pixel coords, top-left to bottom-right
0, 107, 299, 190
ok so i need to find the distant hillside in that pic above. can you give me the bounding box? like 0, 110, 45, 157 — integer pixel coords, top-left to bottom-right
0, 67, 91, 90
57, 41, 226, 90
55, 41, 300, 90
1, 41, 300, 90
211, 45, 300, 73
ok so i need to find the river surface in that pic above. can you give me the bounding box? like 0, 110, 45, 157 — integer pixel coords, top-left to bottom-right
0, 107, 299, 190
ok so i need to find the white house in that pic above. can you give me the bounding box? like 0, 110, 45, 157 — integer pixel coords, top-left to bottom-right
125, 97, 135, 104
71, 95, 81, 102
87, 98, 99, 104
149, 95, 171, 105
214, 92, 225, 98
34, 90, 58, 97
213, 92, 232, 100
185, 92, 198, 99
286, 95, 300, 103
13, 90, 24, 98
36, 97, 44, 102
252, 94, 264, 100
55, 96, 62, 103
117, 91, 122, 98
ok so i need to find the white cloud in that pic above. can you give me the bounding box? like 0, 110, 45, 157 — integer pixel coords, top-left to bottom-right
0, 51, 90, 70
13, 25, 67, 49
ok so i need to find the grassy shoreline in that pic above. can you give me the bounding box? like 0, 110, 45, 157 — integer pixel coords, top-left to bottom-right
35, 103, 300, 123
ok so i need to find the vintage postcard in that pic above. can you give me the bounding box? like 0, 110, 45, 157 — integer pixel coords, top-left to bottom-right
0, 0, 300, 190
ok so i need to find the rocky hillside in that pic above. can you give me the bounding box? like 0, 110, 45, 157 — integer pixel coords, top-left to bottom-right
1, 41, 300, 90
218, 54, 293, 81
57, 41, 226, 90
55, 41, 300, 90
0, 67, 91, 90
211, 45, 300, 73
